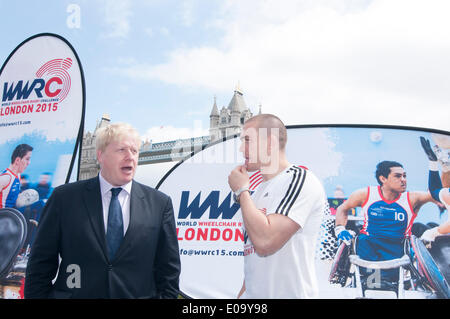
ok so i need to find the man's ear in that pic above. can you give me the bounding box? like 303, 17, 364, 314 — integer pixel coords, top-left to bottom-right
267, 135, 274, 156
12, 157, 20, 166
379, 175, 387, 185
268, 129, 280, 156
97, 149, 103, 165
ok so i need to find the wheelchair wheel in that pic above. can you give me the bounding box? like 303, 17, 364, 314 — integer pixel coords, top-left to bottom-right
410, 235, 450, 299
429, 235, 450, 284
0, 208, 28, 279
329, 241, 351, 286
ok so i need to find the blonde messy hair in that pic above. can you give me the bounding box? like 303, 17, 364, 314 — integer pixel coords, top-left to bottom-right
95, 122, 141, 152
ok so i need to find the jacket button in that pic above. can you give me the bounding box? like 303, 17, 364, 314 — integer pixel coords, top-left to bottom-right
108, 264, 113, 271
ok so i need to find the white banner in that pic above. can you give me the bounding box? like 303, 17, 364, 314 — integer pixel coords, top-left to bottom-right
1, 33, 84, 153
0, 33, 85, 298
156, 126, 450, 299
158, 137, 244, 298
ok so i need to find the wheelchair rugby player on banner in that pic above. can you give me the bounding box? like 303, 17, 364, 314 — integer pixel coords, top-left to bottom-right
330, 159, 450, 298
418, 135, 450, 288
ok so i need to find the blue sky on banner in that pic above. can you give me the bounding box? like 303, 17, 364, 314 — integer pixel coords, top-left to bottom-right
1, 0, 449, 143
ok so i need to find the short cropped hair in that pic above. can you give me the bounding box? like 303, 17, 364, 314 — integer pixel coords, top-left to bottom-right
375, 160, 403, 186
244, 114, 288, 150
95, 122, 141, 152
11, 144, 33, 164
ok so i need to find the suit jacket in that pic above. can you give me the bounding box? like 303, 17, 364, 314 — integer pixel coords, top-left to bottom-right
24, 176, 180, 299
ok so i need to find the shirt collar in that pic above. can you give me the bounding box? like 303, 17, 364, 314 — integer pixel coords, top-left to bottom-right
98, 172, 132, 196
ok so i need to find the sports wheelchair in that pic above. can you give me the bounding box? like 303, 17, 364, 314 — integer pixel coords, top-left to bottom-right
329, 234, 450, 299
0, 208, 28, 298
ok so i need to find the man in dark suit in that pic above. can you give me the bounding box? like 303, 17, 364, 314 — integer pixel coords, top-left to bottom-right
24, 123, 180, 298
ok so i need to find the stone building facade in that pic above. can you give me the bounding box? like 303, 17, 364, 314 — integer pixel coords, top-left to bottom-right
209, 86, 254, 142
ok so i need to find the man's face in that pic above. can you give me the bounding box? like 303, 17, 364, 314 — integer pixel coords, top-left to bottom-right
16, 151, 32, 174
381, 166, 407, 193
97, 137, 139, 186
239, 123, 278, 173
239, 123, 260, 172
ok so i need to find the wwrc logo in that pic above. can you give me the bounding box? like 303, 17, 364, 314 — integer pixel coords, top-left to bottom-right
2, 58, 72, 103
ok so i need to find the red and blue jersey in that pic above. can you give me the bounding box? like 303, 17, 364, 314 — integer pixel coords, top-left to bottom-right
360, 186, 416, 240
0, 168, 21, 208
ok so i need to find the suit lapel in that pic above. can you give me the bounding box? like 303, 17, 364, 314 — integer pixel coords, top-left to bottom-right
83, 177, 108, 259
